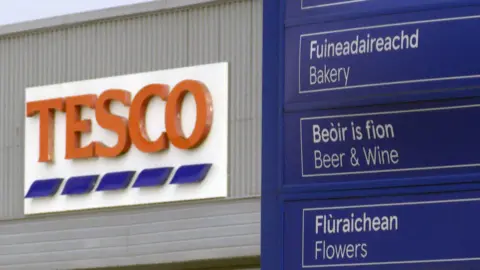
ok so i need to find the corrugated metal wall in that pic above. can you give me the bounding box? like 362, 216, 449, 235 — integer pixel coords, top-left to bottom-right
0, 198, 260, 270
0, 0, 262, 220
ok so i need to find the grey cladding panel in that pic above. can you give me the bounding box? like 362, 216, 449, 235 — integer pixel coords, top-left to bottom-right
0, 198, 260, 270
0, 0, 262, 220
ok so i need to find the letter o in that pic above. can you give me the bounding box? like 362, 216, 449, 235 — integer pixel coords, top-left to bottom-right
326, 245, 335, 259
165, 80, 213, 149
329, 124, 338, 142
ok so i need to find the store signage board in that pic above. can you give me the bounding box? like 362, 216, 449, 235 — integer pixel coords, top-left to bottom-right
262, 0, 480, 269
24, 63, 229, 215
284, 98, 480, 186
284, 191, 480, 269
284, 4, 480, 110
285, 0, 476, 22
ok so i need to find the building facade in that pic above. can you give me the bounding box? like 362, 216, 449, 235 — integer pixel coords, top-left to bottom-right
0, 0, 262, 269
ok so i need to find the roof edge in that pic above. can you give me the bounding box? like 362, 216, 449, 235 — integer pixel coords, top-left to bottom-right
0, 0, 226, 36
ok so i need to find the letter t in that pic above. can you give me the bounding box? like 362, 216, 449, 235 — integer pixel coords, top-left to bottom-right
26, 98, 65, 162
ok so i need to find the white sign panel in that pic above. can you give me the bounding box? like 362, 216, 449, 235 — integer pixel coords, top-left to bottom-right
24, 63, 229, 215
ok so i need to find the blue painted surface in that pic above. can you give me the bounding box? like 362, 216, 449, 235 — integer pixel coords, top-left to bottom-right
284, 190, 480, 269
62, 175, 99, 195
170, 164, 212, 184
25, 178, 63, 198
133, 167, 173, 188
285, 98, 480, 186
262, 0, 480, 269
285, 6, 480, 110
96, 171, 136, 191
261, 0, 285, 269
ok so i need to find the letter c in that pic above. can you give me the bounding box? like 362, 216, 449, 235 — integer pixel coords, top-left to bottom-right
129, 84, 170, 153
393, 36, 400, 50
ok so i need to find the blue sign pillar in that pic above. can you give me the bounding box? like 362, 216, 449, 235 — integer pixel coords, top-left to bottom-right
262, 0, 480, 269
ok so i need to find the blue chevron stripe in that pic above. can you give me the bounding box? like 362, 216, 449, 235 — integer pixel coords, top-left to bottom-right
62, 175, 99, 195
26, 164, 213, 198
25, 178, 63, 198
133, 167, 173, 188
170, 164, 212, 184
96, 170, 136, 191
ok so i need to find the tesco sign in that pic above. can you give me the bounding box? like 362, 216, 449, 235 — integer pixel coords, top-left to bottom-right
24, 63, 229, 215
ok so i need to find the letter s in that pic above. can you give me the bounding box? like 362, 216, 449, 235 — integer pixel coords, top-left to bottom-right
361, 243, 368, 258
95, 89, 132, 157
